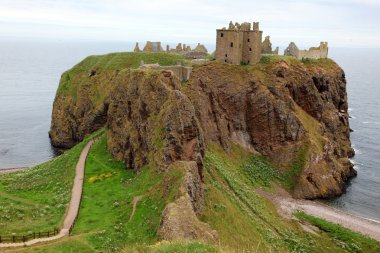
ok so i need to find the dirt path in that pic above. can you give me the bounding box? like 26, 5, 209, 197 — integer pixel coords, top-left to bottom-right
128, 196, 143, 223
0, 139, 97, 248
256, 186, 380, 241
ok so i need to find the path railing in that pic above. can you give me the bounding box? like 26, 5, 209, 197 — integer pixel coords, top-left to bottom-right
0, 228, 59, 243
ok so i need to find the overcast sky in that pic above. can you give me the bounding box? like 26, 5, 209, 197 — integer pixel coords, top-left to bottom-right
0, 0, 379, 48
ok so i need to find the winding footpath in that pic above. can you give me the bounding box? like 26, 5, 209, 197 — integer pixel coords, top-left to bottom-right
0, 139, 96, 248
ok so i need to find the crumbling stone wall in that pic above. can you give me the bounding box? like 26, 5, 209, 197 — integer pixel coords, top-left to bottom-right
139, 61, 192, 82
285, 42, 328, 59
262, 36, 279, 55
134, 41, 164, 52
215, 21, 262, 65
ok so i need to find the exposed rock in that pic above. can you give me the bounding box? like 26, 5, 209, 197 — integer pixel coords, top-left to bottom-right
158, 161, 218, 243
50, 57, 355, 201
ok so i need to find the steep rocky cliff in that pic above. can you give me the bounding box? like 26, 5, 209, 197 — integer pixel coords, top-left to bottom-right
50, 53, 355, 204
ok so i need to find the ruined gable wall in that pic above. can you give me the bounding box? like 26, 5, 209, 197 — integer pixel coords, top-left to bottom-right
298, 43, 328, 59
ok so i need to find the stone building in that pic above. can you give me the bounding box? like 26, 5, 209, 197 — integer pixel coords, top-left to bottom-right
215, 21, 263, 64
284, 42, 328, 59
262, 36, 279, 55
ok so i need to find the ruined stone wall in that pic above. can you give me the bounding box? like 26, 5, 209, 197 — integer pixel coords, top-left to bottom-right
262, 36, 279, 55
140, 62, 192, 82
285, 42, 328, 59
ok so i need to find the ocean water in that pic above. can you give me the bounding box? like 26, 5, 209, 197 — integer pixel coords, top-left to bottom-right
0, 42, 379, 221
328, 48, 380, 221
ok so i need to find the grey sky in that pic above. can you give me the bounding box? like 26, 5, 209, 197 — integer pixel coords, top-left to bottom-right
0, 0, 379, 48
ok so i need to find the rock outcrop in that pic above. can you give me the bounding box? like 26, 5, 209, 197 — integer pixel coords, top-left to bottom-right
50, 55, 355, 222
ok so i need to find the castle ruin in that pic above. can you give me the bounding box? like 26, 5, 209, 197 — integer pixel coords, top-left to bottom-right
139, 60, 192, 82
215, 21, 263, 64
134, 41, 164, 52
262, 36, 279, 55
284, 42, 328, 59
134, 21, 328, 68
135, 41, 208, 60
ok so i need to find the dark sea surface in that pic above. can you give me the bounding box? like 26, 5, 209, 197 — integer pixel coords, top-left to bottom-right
0, 42, 378, 221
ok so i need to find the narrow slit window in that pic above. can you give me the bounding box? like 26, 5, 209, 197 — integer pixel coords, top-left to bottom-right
248, 38, 250, 42
225, 54, 227, 57
230, 42, 233, 47
249, 48, 252, 51
221, 33, 224, 37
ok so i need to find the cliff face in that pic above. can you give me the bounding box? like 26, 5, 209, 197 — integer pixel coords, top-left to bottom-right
50, 55, 355, 202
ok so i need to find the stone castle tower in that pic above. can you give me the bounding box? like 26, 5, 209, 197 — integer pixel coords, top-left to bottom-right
215, 21, 263, 64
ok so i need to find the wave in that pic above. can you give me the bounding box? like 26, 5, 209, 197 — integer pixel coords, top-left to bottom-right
362, 121, 380, 125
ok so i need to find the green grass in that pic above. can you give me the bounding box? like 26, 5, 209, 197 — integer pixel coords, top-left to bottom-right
142, 241, 219, 253
282, 144, 309, 191
259, 55, 298, 64
8, 134, 184, 252
0, 130, 103, 235
242, 156, 282, 187
200, 145, 345, 253
259, 54, 336, 68
58, 52, 188, 95
71, 134, 183, 252
295, 212, 380, 253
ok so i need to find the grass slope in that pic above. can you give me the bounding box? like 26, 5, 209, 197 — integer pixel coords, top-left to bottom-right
0, 130, 102, 235
201, 144, 350, 253
9, 134, 189, 252
3, 139, 379, 253
295, 212, 380, 253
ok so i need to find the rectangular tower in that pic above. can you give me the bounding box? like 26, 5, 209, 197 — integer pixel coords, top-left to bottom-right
216, 21, 262, 65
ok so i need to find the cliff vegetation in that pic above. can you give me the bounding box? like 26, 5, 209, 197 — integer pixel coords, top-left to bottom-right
18, 51, 374, 252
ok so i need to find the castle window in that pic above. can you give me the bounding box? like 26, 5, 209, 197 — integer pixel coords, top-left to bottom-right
248, 38, 250, 42
225, 54, 227, 57
221, 33, 224, 37
225, 59, 227, 62
248, 60, 250, 63
230, 42, 233, 47
249, 48, 252, 51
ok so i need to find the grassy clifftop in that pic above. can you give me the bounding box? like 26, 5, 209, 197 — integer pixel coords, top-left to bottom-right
57, 52, 188, 96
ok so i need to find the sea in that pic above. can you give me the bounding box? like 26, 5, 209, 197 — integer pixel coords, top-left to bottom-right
0, 41, 379, 221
